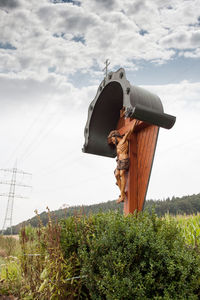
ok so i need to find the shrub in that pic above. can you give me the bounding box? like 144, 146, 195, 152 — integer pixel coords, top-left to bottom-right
0, 236, 19, 257
60, 211, 200, 299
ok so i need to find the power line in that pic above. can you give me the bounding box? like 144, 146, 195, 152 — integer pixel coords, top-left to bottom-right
34, 168, 111, 193
0, 168, 31, 175
36, 152, 83, 178
19, 115, 66, 163
3, 98, 54, 168
0, 165, 32, 235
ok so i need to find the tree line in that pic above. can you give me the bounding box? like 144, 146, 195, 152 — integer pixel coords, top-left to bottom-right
4, 193, 200, 234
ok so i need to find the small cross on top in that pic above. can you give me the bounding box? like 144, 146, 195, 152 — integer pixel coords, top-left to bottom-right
103, 59, 110, 77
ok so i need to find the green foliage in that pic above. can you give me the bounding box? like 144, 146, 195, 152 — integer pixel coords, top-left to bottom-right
60, 211, 200, 299
2, 210, 200, 299
176, 214, 200, 248
0, 256, 22, 296
19, 224, 46, 298
18, 209, 82, 299
0, 236, 21, 296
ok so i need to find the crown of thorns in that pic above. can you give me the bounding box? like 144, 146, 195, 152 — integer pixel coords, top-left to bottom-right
108, 130, 122, 139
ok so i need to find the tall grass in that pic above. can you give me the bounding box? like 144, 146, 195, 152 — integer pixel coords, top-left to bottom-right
0, 235, 22, 296
176, 213, 200, 248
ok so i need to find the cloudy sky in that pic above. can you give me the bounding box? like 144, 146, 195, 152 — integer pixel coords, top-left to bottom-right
0, 0, 200, 228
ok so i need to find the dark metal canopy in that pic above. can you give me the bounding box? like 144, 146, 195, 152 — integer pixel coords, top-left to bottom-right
83, 68, 176, 158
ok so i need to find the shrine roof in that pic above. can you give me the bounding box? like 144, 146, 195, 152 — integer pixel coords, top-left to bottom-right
83, 68, 176, 158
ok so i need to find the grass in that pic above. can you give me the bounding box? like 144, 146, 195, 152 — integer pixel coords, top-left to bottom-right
0, 256, 6, 273
0, 235, 22, 297
176, 213, 200, 247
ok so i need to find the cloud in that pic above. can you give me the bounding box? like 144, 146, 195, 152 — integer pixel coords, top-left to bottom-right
0, 72, 97, 115
0, 0, 20, 9
160, 30, 200, 49
180, 48, 200, 58
82, 0, 119, 13
51, 0, 81, 5
141, 81, 200, 113
37, 3, 99, 35
0, 0, 199, 80
191, 31, 200, 46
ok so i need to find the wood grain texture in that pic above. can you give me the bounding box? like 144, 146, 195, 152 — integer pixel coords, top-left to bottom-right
124, 133, 138, 214
117, 116, 159, 215
137, 125, 159, 211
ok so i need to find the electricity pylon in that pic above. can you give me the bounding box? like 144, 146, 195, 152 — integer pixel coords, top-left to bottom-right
0, 165, 32, 235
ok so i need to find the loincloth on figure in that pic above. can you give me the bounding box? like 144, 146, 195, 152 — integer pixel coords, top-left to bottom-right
116, 158, 130, 171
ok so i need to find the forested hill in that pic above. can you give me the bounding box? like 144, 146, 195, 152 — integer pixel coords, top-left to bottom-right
6, 193, 200, 234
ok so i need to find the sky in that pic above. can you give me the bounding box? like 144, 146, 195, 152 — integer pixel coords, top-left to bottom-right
0, 0, 200, 228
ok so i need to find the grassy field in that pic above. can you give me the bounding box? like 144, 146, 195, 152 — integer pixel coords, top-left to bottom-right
174, 213, 200, 247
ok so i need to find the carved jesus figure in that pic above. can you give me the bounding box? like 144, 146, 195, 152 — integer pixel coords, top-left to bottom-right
108, 124, 134, 203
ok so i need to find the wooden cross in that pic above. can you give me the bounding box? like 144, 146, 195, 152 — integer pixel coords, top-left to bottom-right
116, 109, 159, 215
102, 59, 110, 77
83, 68, 175, 215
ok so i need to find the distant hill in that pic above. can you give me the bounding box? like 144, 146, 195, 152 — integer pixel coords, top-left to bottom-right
7, 200, 124, 234
4, 193, 200, 234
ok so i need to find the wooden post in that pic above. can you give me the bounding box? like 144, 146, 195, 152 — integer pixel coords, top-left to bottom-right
117, 116, 159, 215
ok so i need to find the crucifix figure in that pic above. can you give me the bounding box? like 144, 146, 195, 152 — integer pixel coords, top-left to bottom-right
108, 122, 135, 203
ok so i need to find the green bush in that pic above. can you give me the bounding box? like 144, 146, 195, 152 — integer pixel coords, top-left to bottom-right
60, 211, 200, 299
